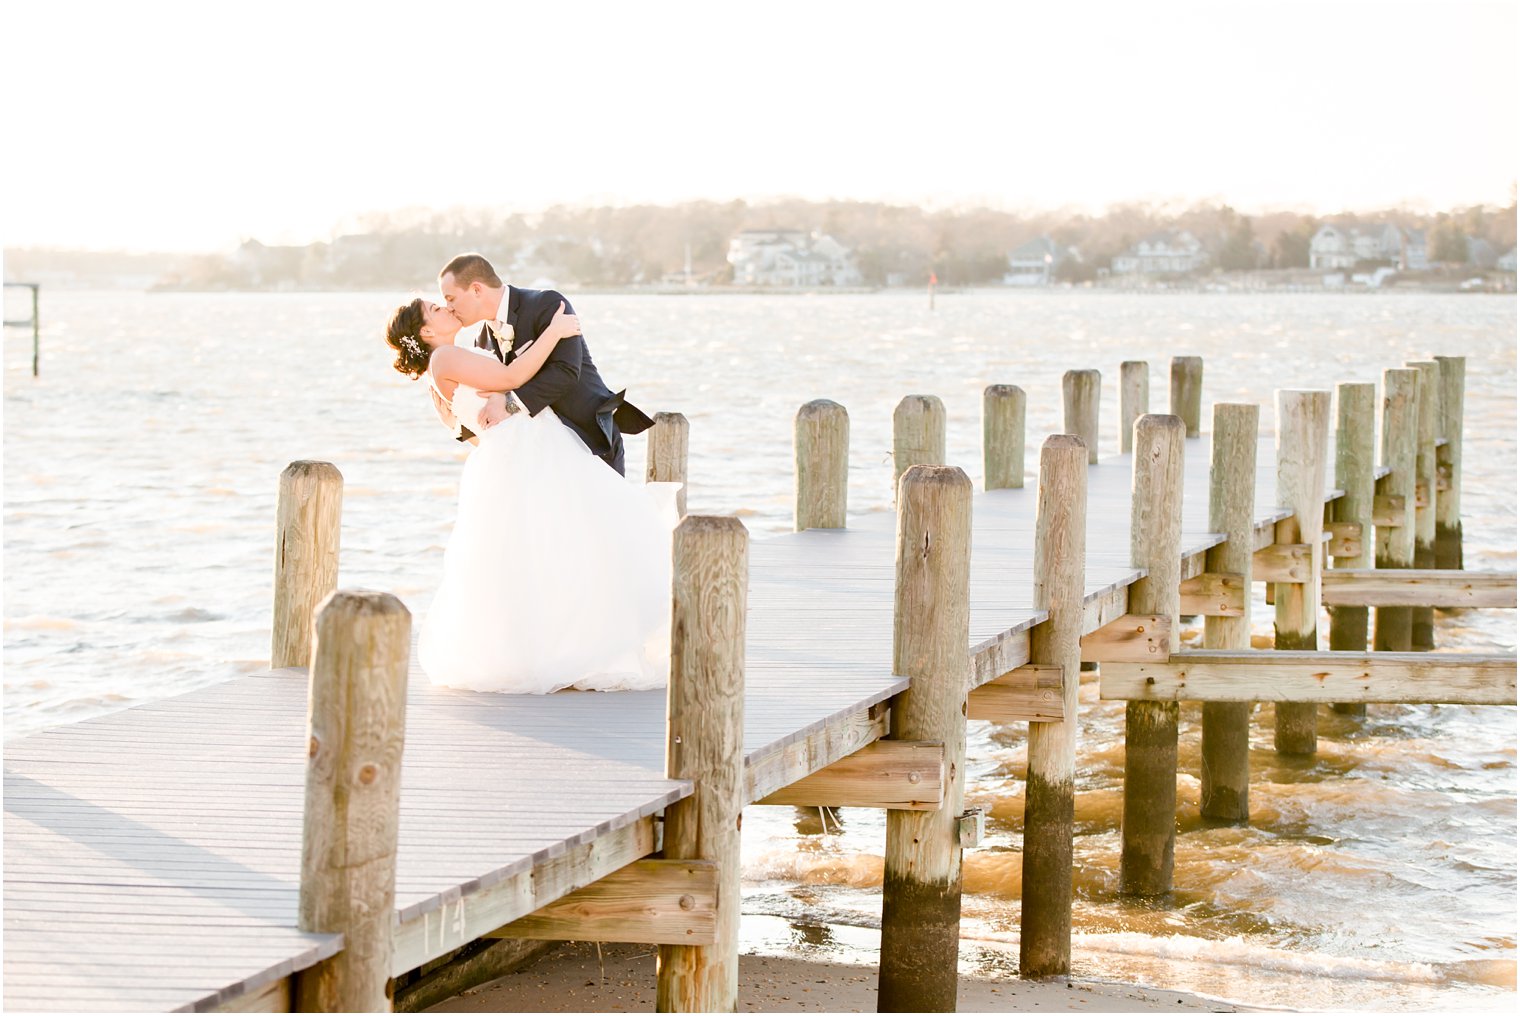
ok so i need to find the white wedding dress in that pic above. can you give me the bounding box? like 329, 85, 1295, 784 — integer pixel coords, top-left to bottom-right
418, 349, 680, 693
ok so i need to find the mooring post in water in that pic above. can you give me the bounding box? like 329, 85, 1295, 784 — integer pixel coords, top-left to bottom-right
1272, 390, 1331, 755
982, 384, 1026, 490
1375, 369, 1419, 653
1120, 414, 1185, 898
1020, 436, 1087, 977
647, 411, 690, 517
1169, 356, 1203, 438
892, 395, 946, 500
879, 465, 971, 1012
272, 461, 343, 670
1330, 383, 1377, 716
1062, 369, 1101, 464
1406, 361, 1439, 651
795, 400, 849, 530
1200, 403, 1257, 822
1433, 356, 1466, 570
658, 516, 747, 1013
1119, 360, 1149, 454
296, 591, 410, 1013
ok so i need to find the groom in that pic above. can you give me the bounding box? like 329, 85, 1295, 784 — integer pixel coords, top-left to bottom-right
435, 253, 653, 475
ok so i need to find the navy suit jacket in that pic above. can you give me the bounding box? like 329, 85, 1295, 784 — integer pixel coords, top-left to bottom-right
458, 287, 652, 474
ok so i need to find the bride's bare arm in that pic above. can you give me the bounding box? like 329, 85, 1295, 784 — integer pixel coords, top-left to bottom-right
428, 302, 580, 392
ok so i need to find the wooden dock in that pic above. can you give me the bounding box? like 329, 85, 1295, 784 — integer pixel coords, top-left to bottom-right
5, 356, 1515, 1012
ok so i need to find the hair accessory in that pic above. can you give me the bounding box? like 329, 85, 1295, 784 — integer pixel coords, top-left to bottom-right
400, 335, 425, 358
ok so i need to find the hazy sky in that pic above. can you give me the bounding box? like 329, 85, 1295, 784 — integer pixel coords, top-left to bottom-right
3, 0, 1515, 251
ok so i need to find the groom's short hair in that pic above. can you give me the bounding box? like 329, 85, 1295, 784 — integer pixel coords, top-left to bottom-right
440, 253, 501, 289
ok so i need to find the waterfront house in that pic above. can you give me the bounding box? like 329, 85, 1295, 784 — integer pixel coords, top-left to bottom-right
1498, 247, 1517, 272
1111, 231, 1208, 275
1309, 223, 1414, 269
728, 229, 863, 286
1003, 236, 1073, 286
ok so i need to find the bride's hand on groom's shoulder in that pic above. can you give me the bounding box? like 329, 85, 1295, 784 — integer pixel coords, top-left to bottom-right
548, 300, 581, 340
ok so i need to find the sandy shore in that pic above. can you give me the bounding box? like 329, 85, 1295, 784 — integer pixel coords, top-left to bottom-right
425, 942, 1250, 1013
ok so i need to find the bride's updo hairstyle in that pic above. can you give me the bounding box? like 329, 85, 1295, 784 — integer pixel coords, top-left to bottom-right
385, 299, 431, 378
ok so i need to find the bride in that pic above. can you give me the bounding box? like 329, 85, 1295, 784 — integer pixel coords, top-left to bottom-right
383, 297, 677, 693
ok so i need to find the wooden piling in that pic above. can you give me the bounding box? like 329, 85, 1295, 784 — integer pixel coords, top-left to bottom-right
1200, 404, 1257, 822
1433, 356, 1465, 570
657, 516, 748, 1013
1273, 390, 1331, 755
1119, 361, 1149, 454
1406, 361, 1439, 651
892, 395, 947, 497
272, 461, 343, 670
983, 384, 1026, 490
1119, 414, 1185, 898
879, 465, 972, 1012
1330, 383, 1376, 716
647, 411, 690, 517
1062, 369, 1101, 464
1375, 370, 1419, 654
1170, 356, 1203, 438
1020, 436, 1087, 977
296, 591, 411, 1013
795, 400, 849, 530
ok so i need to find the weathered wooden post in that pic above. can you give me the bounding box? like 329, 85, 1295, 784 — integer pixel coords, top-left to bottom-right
795, 400, 848, 530
983, 384, 1026, 490
648, 411, 690, 517
296, 591, 411, 1013
1062, 368, 1101, 464
879, 465, 972, 1012
1119, 414, 1185, 897
1330, 383, 1376, 716
892, 395, 946, 497
1375, 369, 1419, 653
1170, 356, 1204, 438
657, 516, 748, 1013
1119, 361, 1149, 454
1200, 403, 1257, 822
1433, 356, 1466, 570
1273, 390, 1331, 755
1020, 436, 1087, 977
1406, 361, 1439, 650
272, 461, 343, 670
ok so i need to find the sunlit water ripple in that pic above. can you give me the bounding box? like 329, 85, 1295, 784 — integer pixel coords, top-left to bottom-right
4, 289, 1514, 1011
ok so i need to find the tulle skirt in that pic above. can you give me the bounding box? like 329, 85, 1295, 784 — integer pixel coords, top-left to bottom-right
418, 408, 679, 693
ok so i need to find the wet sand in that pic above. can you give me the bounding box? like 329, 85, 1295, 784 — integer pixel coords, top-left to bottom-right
425, 942, 1252, 1013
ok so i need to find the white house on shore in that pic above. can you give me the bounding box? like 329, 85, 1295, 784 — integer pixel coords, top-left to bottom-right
727, 230, 863, 287
1309, 223, 1427, 270
1111, 231, 1208, 274
1003, 236, 1074, 285
1498, 247, 1517, 272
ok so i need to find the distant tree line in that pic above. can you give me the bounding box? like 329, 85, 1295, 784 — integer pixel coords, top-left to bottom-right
8, 198, 1516, 291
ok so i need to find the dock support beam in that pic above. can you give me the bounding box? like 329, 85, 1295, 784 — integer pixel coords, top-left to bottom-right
296, 591, 411, 1013
1407, 361, 1439, 650
658, 516, 748, 1013
1330, 383, 1376, 715
1200, 404, 1257, 822
795, 400, 849, 530
1020, 436, 1087, 976
1273, 390, 1330, 755
1120, 414, 1185, 898
983, 384, 1026, 490
1170, 356, 1203, 438
892, 395, 946, 499
879, 465, 972, 1012
1434, 356, 1465, 570
1375, 370, 1419, 654
648, 411, 690, 517
271, 461, 343, 670
1119, 361, 1148, 454
1062, 369, 1101, 464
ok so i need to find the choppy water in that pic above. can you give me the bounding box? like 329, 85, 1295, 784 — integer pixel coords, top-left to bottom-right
4, 289, 1515, 1010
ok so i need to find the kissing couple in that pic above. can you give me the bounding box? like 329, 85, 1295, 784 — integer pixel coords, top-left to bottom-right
383, 254, 680, 694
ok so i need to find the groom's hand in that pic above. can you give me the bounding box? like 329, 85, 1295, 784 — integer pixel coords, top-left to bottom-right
477, 393, 511, 430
